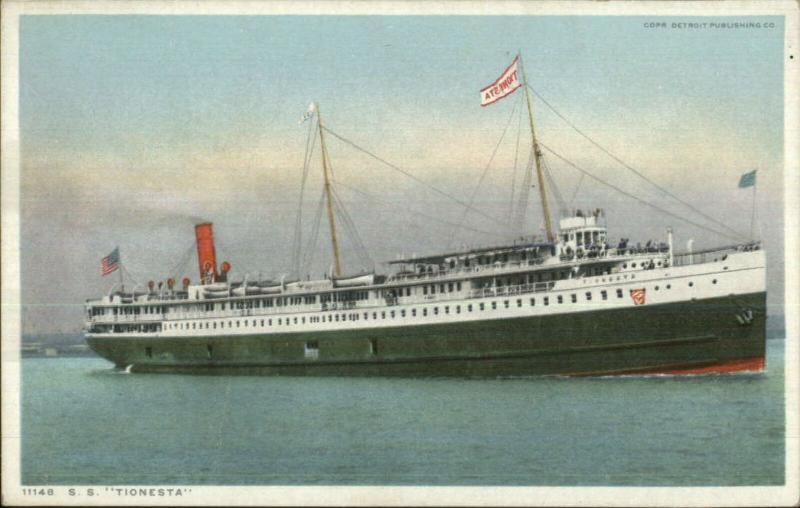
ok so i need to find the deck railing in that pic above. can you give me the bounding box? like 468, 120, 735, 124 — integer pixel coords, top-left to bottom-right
671, 243, 759, 267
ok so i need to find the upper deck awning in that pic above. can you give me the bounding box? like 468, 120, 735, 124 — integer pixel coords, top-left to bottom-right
387, 241, 555, 265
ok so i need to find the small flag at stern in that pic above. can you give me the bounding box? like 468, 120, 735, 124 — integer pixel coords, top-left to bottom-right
738, 170, 757, 188
101, 247, 120, 276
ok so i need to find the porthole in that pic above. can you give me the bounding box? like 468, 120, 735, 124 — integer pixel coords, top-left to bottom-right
688, 282, 694, 287
712, 279, 717, 284
666, 284, 671, 289
655, 286, 659, 291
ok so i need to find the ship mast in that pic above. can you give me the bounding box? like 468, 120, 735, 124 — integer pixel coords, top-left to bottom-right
519, 54, 554, 244
315, 103, 343, 278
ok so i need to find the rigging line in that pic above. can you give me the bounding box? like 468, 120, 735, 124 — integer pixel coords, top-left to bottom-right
321, 126, 509, 229
526, 84, 747, 240
214, 237, 258, 278
509, 92, 524, 224
301, 188, 327, 277
331, 179, 509, 239
333, 188, 373, 269
539, 142, 743, 242
291, 120, 317, 275
569, 172, 585, 208
542, 157, 567, 214
166, 242, 197, 281
120, 263, 143, 289
512, 145, 535, 235
330, 186, 373, 270
449, 97, 520, 247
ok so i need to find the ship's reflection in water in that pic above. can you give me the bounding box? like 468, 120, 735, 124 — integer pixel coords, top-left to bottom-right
21, 339, 784, 486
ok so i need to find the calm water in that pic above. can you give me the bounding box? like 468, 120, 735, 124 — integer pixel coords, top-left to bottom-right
21, 340, 785, 486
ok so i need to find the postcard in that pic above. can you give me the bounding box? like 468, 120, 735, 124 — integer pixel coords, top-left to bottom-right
2, 1, 798, 506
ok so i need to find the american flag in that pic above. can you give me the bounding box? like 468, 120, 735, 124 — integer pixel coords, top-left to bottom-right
629, 288, 646, 305
101, 247, 120, 276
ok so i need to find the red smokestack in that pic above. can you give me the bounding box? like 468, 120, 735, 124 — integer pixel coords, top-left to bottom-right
195, 223, 218, 283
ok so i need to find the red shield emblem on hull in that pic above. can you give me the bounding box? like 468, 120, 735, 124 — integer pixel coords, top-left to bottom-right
630, 288, 646, 305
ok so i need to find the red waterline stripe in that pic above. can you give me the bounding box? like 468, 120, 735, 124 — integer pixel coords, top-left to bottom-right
629, 356, 765, 376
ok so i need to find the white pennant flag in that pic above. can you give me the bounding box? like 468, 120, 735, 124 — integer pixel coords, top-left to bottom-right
480, 56, 522, 107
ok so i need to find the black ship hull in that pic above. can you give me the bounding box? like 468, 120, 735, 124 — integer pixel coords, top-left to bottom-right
86, 292, 766, 377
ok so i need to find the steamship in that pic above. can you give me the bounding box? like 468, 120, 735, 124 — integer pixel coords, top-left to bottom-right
84, 59, 766, 376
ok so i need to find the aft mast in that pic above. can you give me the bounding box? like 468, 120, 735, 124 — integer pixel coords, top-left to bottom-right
519, 54, 554, 244
315, 103, 343, 278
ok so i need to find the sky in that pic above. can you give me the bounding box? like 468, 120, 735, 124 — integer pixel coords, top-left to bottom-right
18, 15, 786, 334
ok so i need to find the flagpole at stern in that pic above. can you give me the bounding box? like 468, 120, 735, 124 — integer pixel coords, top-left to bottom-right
518, 53, 554, 244
118, 247, 124, 292
750, 179, 757, 241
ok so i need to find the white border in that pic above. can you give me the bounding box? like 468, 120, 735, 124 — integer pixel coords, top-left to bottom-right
2, 1, 798, 506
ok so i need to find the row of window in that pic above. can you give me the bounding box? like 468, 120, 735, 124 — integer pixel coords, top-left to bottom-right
107, 277, 718, 334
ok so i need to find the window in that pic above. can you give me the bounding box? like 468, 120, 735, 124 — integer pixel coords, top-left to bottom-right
456, 305, 461, 314
434, 307, 439, 315
689, 281, 694, 287
557, 295, 563, 304
423, 286, 428, 295
423, 308, 428, 316
571, 294, 577, 303
390, 310, 395, 318
412, 309, 417, 317
448, 283, 454, 292
457, 282, 462, 291
468, 304, 473, 312
601, 290, 608, 300
616, 289, 623, 298
304, 340, 319, 360
712, 279, 717, 284
530, 298, 535, 306
654, 286, 659, 291
491, 301, 497, 310
504, 300, 509, 308
479, 303, 485, 311
373, 312, 377, 319
444, 306, 450, 314
544, 297, 549, 306
364, 312, 369, 320
585, 292, 592, 301
667, 284, 671, 289
401, 309, 406, 317
381, 312, 386, 319
516, 299, 522, 307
